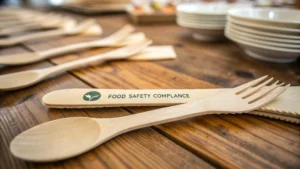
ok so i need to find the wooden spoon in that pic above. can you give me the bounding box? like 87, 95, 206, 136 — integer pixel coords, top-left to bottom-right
10, 76, 288, 162
0, 16, 75, 36
0, 39, 152, 91
0, 19, 102, 46
0, 24, 136, 65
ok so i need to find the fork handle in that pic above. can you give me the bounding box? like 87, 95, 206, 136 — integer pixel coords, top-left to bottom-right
39, 41, 98, 58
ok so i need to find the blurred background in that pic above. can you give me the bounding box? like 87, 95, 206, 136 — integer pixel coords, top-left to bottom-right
0, 0, 298, 8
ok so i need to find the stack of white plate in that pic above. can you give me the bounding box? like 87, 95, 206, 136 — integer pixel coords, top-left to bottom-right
226, 8, 300, 63
177, 2, 251, 41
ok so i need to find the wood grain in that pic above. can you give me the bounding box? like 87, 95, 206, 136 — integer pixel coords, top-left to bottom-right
46, 57, 300, 169
1, 11, 299, 169
26, 15, 300, 168
0, 54, 213, 168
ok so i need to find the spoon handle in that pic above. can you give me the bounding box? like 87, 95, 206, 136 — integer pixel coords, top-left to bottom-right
0, 29, 65, 46
116, 98, 217, 131
43, 50, 122, 76
39, 41, 97, 58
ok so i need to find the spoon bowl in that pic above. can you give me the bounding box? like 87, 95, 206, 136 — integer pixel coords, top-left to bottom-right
10, 117, 103, 162
0, 70, 42, 91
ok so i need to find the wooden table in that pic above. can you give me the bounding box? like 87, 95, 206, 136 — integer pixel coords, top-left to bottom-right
1, 11, 300, 169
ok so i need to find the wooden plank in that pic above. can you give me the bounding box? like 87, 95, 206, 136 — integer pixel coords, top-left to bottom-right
23, 36, 299, 169
0, 62, 214, 168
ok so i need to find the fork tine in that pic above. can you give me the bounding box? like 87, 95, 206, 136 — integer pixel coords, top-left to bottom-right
239, 78, 274, 98
249, 84, 290, 108
234, 75, 268, 93
104, 24, 135, 41
246, 81, 282, 103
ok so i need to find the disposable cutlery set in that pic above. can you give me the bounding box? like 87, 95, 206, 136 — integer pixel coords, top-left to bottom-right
0, 12, 176, 91
10, 76, 289, 162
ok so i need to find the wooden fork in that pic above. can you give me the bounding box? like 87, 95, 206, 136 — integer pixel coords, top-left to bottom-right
0, 24, 135, 65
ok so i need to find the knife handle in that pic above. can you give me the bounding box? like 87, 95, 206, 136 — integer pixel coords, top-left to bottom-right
42, 89, 223, 108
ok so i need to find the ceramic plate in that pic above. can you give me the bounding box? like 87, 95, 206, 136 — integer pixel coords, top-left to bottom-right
226, 29, 300, 48
228, 8, 300, 28
227, 24, 300, 44
225, 31, 300, 63
228, 17, 300, 33
227, 22, 300, 39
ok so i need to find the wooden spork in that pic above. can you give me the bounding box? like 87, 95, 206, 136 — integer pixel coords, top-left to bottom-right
0, 19, 102, 46
10, 76, 289, 162
0, 24, 135, 65
0, 39, 152, 91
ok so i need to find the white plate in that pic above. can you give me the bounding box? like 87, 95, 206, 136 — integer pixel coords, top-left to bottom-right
227, 24, 300, 44
177, 2, 252, 16
228, 17, 300, 33
228, 8, 300, 28
177, 12, 226, 21
225, 31, 300, 63
226, 29, 300, 48
227, 22, 300, 40
177, 20, 225, 29
177, 16, 227, 24
177, 19, 226, 26
177, 2, 229, 16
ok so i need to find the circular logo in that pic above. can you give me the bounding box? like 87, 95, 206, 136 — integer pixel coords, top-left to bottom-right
83, 91, 101, 101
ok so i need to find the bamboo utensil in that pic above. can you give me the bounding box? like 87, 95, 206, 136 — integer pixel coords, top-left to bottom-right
0, 17, 76, 36
0, 39, 152, 91
42, 87, 299, 123
0, 19, 102, 46
42, 87, 300, 116
0, 40, 177, 66
0, 24, 135, 65
0, 14, 58, 28
10, 76, 289, 162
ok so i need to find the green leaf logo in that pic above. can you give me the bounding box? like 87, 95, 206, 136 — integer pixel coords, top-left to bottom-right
83, 91, 101, 101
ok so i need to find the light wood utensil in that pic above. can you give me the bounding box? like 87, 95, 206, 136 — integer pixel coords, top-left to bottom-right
0, 24, 135, 65
0, 14, 59, 28
0, 19, 102, 46
10, 76, 289, 162
42, 87, 300, 117
0, 44, 175, 65
0, 17, 75, 36
0, 39, 152, 91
